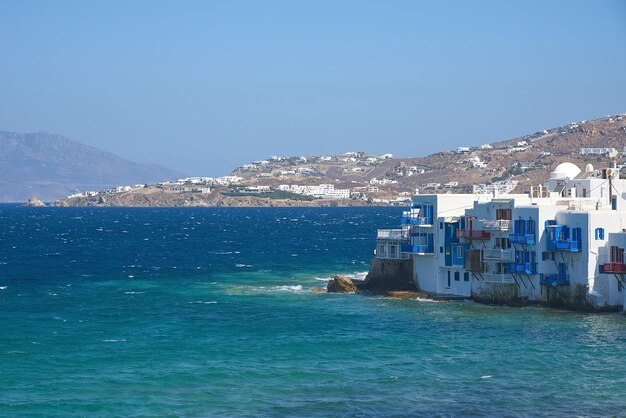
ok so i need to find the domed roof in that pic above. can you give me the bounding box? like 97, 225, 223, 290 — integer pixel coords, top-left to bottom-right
550, 162, 581, 180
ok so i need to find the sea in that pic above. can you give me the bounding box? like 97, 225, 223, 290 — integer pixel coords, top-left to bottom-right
1, 205, 625, 417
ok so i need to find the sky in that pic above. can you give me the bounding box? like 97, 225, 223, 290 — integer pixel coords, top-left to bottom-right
0, 0, 625, 176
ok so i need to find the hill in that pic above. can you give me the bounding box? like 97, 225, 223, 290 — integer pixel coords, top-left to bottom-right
54, 112, 626, 207
0, 131, 182, 202
230, 112, 626, 195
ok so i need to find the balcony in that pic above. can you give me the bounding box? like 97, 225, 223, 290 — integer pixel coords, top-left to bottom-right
509, 233, 536, 245
546, 225, 581, 252
401, 212, 433, 226
540, 273, 570, 286
508, 262, 537, 275
482, 220, 511, 231
602, 262, 626, 273
401, 243, 434, 254
456, 229, 491, 240
483, 248, 514, 261
377, 229, 404, 240
548, 239, 581, 252
484, 273, 515, 284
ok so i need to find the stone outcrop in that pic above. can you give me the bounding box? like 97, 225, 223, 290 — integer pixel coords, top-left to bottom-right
25, 196, 46, 207
327, 275, 358, 293
357, 258, 416, 294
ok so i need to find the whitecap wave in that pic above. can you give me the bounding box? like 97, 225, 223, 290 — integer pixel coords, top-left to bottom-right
235, 264, 253, 268
124, 291, 144, 295
0, 286, 7, 290
102, 339, 126, 342
272, 285, 305, 293
189, 301, 218, 304
349, 271, 368, 281
415, 297, 442, 303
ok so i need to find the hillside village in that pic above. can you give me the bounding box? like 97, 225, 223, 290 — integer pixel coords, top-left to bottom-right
55, 113, 626, 207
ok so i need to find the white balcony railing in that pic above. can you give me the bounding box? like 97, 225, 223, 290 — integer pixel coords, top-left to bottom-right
483, 273, 515, 284
483, 249, 514, 261
481, 219, 511, 231
377, 229, 404, 240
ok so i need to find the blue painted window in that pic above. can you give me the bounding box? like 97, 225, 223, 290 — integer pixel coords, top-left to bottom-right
447, 271, 451, 287
457, 246, 464, 259
439, 222, 444, 229
440, 246, 444, 253
595, 228, 605, 240
454, 271, 460, 281
464, 272, 470, 281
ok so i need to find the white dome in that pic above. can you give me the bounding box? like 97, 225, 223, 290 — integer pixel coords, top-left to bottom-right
585, 164, 594, 173
550, 162, 581, 180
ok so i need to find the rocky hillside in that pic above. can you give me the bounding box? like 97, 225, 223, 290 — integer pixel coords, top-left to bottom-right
52, 112, 626, 208
55, 187, 372, 207
0, 131, 182, 202
231, 113, 626, 195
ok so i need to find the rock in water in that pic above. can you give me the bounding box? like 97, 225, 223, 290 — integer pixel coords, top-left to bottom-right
25, 196, 46, 207
327, 275, 357, 293
387, 291, 419, 300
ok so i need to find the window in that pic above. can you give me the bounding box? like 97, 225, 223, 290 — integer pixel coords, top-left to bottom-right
542, 251, 554, 261
440, 246, 444, 253
454, 271, 460, 281
595, 228, 605, 240
464, 272, 470, 281
447, 271, 451, 287
496, 237, 511, 249
440, 222, 444, 229
457, 246, 464, 259
496, 208, 512, 220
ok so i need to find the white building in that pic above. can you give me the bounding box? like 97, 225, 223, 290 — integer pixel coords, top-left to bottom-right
375, 162, 626, 311
580, 148, 618, 157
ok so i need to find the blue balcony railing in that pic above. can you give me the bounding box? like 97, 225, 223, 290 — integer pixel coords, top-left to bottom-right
509, 233, 536, 245
508, 262, 537, 275
539, 273, 570, 286
547, 239, 581, 252
401, 216, 433, 226
401, 243, 434, 254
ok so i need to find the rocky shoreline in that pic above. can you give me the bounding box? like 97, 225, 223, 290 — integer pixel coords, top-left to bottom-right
46, 188, 386, 208
323, 259, 621, 312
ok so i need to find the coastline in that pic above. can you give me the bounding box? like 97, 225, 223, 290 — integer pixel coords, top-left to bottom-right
46, 189, 392, 208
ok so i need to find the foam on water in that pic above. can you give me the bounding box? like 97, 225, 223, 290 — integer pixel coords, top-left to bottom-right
272, 285, 305, 293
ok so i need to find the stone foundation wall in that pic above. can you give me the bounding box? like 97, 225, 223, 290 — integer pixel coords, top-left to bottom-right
358, 258, 416, 294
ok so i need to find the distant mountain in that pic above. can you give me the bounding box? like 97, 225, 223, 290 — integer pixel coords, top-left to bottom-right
0, 131, 183, 202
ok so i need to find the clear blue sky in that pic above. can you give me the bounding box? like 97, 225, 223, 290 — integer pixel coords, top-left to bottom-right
1, 0, 625, 176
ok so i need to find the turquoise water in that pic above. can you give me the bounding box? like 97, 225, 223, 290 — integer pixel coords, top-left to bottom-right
1, 206, 625, 416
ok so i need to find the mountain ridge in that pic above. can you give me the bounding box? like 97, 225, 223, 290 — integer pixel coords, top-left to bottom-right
0, 130, 183, 202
